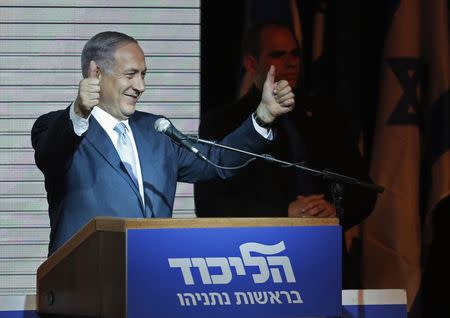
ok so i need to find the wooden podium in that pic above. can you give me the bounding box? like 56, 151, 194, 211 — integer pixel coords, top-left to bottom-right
36, 217, 340, 317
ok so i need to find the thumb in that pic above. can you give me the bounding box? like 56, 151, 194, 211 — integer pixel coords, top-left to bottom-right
264, 65, 275, 87
88, 60, 98, 78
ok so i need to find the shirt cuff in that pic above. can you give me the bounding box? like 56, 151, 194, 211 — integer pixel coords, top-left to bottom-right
251, 114, 273, 140
69, 102, 90, 136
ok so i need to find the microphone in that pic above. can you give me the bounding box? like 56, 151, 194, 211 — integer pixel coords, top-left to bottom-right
154, 117, 206, 160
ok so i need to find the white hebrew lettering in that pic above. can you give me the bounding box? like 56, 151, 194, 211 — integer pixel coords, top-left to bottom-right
245, 291, 255, 304
267, 291, 282, 304
222, 292, 231, 305
169, 258, 194, 285
267, 256, 296, 283
206, 257, 232, 284
169, 241, 297, 285
198, 292, 210, 305
290, 290, 303, 303
191, 258, 212, 284
181, 293, 197, 306
177, 293, 185, 306
228, 257, 246, 275
240, 241, 292, 283
280, 290, 292, 303
235, 291, 248, 305
240, 243, 270, 283
209, 292, 224, 305
253, 291, 268, 304
232, 290, 301, 305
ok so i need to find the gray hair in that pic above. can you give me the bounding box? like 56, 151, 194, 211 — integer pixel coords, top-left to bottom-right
81, 31, 138, 78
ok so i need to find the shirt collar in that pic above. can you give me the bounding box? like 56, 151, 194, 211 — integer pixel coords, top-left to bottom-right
91, 106, 131, 132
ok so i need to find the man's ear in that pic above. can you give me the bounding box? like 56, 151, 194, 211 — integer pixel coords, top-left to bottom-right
243, 54, 258, 74
88, 60, 101, 79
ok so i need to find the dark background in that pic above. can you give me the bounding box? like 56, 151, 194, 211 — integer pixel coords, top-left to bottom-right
200, 1, 449, 317
201, 0, 389, 159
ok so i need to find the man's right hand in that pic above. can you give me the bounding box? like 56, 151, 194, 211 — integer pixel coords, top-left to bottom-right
74, 60, 100, 118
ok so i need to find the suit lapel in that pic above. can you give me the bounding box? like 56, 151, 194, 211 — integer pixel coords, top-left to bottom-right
129, 116, 164, 217
85, 117, 143, 212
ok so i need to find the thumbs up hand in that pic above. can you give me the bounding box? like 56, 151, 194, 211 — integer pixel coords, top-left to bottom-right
74, 60, 100, 118
254, 65, 295, 127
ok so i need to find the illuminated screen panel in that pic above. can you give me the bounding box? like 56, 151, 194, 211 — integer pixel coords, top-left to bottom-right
0, 0, 200, 295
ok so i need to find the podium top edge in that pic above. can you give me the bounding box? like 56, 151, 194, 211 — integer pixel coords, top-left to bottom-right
94, 216, 339, 232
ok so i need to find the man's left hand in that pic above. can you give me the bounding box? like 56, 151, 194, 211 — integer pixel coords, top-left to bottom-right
255, 65, 295, 125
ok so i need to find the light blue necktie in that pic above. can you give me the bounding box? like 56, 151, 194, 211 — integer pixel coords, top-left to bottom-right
114, 122, 138, 187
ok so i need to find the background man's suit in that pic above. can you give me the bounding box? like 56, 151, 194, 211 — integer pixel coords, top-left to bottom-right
195, 86, 377, 229
195, 86, 378, 288
32, 106, 269, 255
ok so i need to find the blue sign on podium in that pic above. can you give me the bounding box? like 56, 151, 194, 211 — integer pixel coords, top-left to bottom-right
127, 226, 341, 317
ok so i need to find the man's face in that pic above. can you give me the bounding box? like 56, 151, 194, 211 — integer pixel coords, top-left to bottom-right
249, 26, 300, 90
99, 42, 147, 120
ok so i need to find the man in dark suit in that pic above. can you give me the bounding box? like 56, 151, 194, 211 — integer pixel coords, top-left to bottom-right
194, 23, 378, 288
31, 31, 295, 256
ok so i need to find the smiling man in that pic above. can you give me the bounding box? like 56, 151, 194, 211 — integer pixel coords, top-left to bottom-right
31, 31, 295, 256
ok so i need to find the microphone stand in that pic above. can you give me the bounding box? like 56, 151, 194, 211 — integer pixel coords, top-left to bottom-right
189, 136, 384, 224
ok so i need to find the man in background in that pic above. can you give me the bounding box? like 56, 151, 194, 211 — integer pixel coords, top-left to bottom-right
194, 23, 378, 288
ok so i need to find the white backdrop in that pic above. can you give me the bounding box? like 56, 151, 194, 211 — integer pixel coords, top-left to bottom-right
0, 0, 200, 295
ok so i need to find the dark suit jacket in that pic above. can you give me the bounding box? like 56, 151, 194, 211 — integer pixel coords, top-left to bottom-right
195, 86, 377, 229
32, 106, 270, 255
